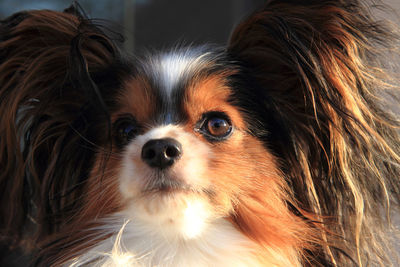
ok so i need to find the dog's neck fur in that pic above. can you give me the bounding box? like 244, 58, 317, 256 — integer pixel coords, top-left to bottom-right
70, 214, 300, 267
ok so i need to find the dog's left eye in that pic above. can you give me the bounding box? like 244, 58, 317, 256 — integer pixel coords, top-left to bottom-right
114, 116, 140, 146
206, 117, 231, 137
197, 112, 233, 141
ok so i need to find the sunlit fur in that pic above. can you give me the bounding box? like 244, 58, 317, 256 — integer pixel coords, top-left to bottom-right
1, 0, 400, 266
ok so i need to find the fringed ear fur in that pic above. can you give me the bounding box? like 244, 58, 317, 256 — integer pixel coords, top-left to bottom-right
0, 8, 127, 253
1, 1, 400, 266
228, 0, 400, 266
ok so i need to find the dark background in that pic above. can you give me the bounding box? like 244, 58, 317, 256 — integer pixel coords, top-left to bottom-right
0, 0, 265, 54
1, 0, 399, 53
0, 0, 399, 265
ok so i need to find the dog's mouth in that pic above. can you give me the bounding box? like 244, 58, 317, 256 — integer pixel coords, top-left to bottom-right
141, 172, 199, 195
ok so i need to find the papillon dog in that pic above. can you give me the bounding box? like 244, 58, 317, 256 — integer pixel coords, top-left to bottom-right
1, 0, 400, 266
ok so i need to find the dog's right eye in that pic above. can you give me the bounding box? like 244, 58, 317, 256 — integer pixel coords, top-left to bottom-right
113, 116, 140, 147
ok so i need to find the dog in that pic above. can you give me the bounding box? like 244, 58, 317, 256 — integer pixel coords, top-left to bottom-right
1, 0, 399, 266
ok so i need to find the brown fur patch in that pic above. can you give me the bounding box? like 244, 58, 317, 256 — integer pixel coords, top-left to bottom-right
184, 74, 245, 132
114, 77, 155, 124
183, 75, 314, 264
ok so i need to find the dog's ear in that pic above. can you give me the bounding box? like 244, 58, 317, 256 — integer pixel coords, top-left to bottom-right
63, 1, 88, 18
0, 9, 126, 248
228, 0, 400, 265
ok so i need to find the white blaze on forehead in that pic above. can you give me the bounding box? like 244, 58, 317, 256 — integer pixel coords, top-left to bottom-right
158, 53, 192, 96
148, 49, 214, 100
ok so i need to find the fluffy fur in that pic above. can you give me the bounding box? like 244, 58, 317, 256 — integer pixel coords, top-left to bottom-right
1, 1, 400, 266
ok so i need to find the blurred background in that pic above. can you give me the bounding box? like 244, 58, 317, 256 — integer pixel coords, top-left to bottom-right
0, 0, 399, 263
0, 0, 265, 54
2, 0, 398, 55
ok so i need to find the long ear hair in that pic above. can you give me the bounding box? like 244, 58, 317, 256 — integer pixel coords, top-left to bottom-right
0, 6, 126, 253
228, 0, 400, 266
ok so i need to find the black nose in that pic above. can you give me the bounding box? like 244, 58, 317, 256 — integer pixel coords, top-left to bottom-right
141, 138, 182, 169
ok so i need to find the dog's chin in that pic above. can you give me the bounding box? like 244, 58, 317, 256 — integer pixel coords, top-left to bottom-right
121, 173, 214, 239
142, 174, 197, 194
137, 175, 207, 212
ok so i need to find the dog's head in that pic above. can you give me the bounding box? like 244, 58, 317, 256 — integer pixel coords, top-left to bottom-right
1, 1, 400, 266
90, 49, 305, 243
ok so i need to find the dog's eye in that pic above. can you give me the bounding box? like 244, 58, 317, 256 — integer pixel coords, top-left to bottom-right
114, 117, 140, 146
197, 112, 233, 141
206, 117, 231, 137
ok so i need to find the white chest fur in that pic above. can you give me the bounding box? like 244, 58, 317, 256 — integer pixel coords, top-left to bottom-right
69, 217, 262, 267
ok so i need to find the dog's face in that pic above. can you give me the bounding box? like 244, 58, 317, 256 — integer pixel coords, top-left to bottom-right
3, 2, 398, 266
87, 50, 285, 240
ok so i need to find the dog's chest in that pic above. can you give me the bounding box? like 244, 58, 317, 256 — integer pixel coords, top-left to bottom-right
72, 219, 264, 267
